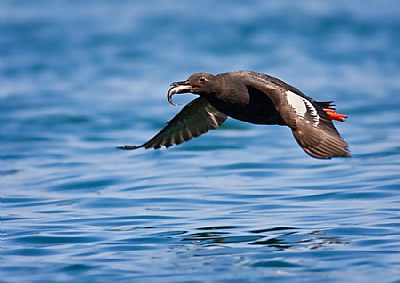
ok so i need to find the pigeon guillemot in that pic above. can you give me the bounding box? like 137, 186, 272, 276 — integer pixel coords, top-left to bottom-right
119, 70, 350, 159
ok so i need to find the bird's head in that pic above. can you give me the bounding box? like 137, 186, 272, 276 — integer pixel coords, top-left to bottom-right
167, 73, 218, 106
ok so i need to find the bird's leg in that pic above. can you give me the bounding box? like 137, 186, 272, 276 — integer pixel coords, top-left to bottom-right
323, 108, 348, 122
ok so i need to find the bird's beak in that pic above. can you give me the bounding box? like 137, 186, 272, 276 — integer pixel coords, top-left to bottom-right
167, 80, 193, 106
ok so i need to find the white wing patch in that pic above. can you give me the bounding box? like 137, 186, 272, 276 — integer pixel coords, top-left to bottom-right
208, 109, 219, 128
285, 90, 319, 126
303, 98, 319, 126
286, 90, 306, 117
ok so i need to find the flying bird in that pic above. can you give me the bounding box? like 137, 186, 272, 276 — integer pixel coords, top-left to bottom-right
119, 70, 350, 159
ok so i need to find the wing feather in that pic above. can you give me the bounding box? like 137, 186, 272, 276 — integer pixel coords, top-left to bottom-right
119, 97, 227, 150
236, 71, 351, 159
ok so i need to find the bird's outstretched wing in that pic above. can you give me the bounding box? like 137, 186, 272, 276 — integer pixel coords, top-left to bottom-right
118, 97, 227, 150
237, 70, 351, 159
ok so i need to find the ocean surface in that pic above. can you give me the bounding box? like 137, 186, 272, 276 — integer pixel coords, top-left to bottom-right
2, 1, 400, 282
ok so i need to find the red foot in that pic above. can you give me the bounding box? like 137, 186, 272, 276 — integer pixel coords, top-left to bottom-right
323, 108, 348, 122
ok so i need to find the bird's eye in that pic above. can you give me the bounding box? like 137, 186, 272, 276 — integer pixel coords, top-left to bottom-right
199, 77, 207, 84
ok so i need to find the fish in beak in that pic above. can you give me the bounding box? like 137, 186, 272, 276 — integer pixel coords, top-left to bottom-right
167, 81, 193, 106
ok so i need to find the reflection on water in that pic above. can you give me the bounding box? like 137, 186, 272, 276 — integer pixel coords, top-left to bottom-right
181, 226, 343, 251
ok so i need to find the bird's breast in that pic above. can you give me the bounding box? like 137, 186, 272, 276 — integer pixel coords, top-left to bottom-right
205, 91, 285, 125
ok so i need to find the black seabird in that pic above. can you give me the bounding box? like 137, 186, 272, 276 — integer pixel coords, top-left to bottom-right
119, 70, 350, 159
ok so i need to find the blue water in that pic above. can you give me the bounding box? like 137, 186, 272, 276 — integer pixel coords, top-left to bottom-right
2, 1, 400, 282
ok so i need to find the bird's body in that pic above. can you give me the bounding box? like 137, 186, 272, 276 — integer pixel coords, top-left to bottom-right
202, 72, 286, 125
119, 70, 350, 159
